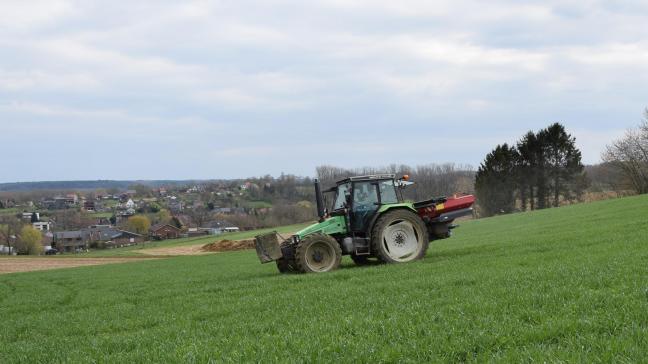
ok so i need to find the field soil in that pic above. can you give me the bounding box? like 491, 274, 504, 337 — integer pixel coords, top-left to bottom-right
136, 238, 257, 256
0, 257, 156, 274
137, 244, 211, 256
139, 232, 293, 256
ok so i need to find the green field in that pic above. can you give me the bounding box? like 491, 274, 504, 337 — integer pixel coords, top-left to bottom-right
88, 211, 114, 218
1, 196, 647, 362
0, 207, 20, 216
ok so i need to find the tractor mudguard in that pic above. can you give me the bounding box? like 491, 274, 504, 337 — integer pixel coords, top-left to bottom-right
366, 203, 418, 235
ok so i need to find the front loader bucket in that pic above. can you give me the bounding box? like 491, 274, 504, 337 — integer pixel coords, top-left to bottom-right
254, 232, 283, 263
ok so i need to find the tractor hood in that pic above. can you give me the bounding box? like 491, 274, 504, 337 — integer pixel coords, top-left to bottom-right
296, 215, 347, 239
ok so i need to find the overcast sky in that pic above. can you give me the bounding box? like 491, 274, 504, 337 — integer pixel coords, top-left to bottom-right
1, 0, 647, 182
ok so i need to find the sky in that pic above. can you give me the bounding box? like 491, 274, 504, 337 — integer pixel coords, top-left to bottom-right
1, 0, 647, 182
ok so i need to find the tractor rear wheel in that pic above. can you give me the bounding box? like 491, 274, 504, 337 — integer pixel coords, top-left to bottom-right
294, 233, 342, 273
371, 209, 429, 263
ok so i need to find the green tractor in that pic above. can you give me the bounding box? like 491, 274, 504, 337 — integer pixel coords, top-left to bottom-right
254, 174, 475, 273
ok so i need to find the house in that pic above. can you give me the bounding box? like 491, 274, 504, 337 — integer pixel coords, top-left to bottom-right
53, 231, 86, 253
84, 226, 144, 247
187, 228, 210, 237
149, 224, 181, 240
41, 231, 54, 251
124, 199, 136, 209
22, 212, 40, 221
32, 221, 52, 231
168, 200, 184, 213
44, 196, 77, 209
66, 194, 78, 204
0, 245, 16, 255
83, 200, 96, 212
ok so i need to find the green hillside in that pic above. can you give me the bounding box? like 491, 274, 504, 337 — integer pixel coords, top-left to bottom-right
1, 195, 647, 362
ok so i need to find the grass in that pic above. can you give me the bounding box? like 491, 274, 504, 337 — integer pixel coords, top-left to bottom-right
88, 211, 113, 218
1, 196, 647, 362
0, 207, 21, 216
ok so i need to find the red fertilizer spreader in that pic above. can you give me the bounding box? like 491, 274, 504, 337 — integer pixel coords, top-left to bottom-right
413, 194, 475, 238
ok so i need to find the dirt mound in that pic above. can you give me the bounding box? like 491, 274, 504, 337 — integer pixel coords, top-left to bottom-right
202, 239, 255, 252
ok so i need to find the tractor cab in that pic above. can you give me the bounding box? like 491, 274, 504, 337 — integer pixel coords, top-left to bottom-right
327, 174, 402, 233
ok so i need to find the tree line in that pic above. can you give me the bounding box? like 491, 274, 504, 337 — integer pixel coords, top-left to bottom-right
475, 123, 587, 216
316, 163, 475, 201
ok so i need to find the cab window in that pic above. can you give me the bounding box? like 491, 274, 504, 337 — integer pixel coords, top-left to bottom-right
333, 183, 351, 210
379, 180, 398, 204
353, 182, 379, 207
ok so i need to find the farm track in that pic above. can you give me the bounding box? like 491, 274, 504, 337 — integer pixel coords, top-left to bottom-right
0, 257, 159, 275
0, 233, 273, 274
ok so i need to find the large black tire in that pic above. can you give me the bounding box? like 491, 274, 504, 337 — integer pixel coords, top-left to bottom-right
371, 209, 429, 263
294, 233, 342, 273
276, 241, 297, 273
276, 258, 292, 273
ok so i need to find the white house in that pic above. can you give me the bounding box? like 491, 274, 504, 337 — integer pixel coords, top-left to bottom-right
22, 212, 40, 221
32, 221, 52, 231
0, 245, 16, 255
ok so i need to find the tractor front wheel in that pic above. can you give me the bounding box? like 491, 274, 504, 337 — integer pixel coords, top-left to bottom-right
276, 241, 297, 273
276, 258, 293, 273
371, 209, 429, 263
294, 234, 342, 273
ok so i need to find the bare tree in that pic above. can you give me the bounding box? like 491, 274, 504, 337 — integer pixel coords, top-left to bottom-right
316, 163, 474, 201
0, 216, 22, 255
603, 111, 648, 194
186, 207, 213, 228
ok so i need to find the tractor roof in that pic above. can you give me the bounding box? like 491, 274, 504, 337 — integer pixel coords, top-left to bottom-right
336, 174, 395, 184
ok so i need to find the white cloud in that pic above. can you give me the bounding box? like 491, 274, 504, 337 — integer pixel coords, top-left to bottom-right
0, 0, 75, 32
1, 0, 647, 181
0, 69, 99, 91
572, 128, 627, 164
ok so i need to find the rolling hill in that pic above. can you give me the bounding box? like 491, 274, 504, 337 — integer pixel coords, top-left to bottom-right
1, 195, 647, 362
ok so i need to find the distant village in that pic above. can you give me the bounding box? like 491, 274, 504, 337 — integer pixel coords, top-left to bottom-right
0, 176, 318, 255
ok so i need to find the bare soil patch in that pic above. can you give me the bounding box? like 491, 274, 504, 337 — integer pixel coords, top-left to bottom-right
138, 244, 211, 256
137, 239, 254, 256
0, 257, 157, 275
201, 239, 255, 252
138, 231, 294, 256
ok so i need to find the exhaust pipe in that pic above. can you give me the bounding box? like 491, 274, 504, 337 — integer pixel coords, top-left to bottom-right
314, 178, 325, 222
